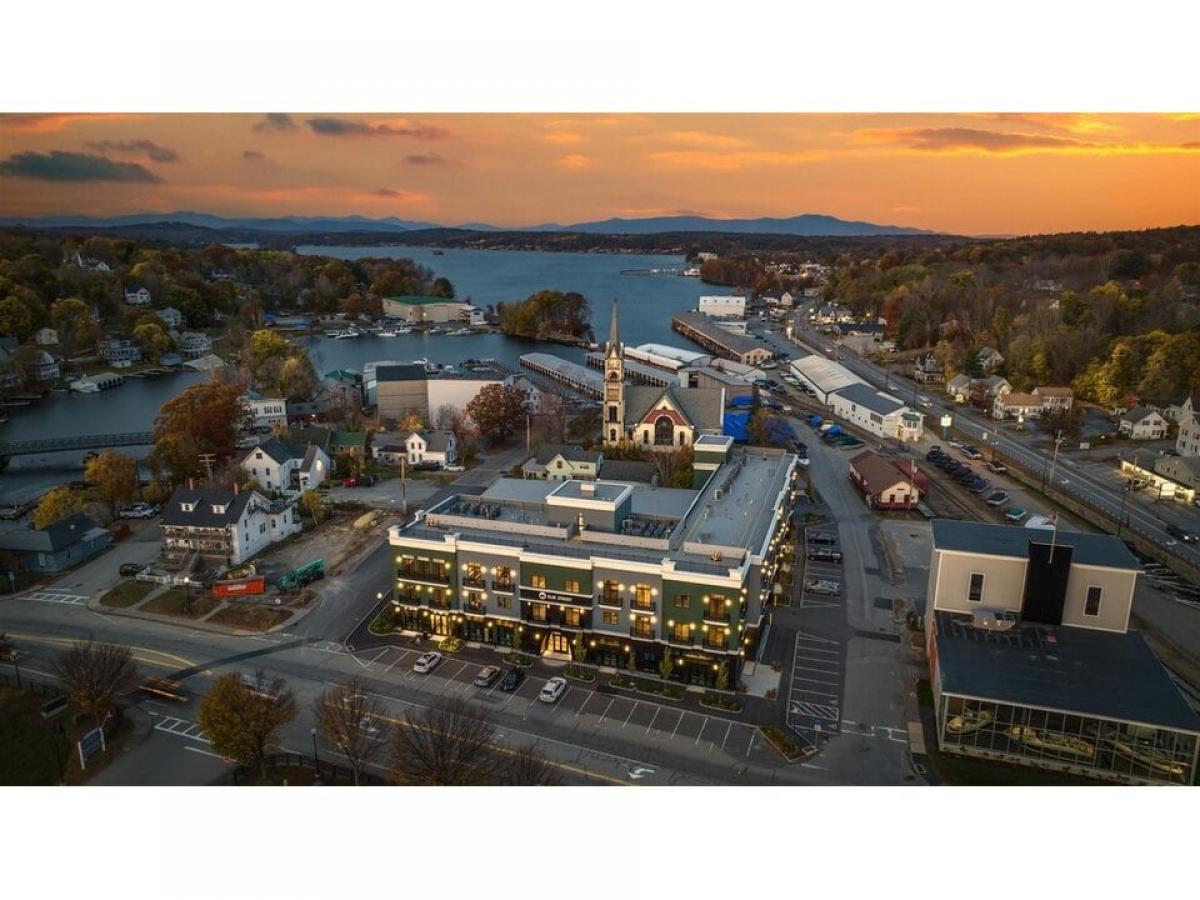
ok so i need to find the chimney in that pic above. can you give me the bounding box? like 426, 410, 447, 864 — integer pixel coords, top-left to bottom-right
188, 477, 195, 490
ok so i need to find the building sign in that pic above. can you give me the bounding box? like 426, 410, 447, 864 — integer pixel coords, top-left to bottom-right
78, 727, 105, 770
520, 587, 591, 606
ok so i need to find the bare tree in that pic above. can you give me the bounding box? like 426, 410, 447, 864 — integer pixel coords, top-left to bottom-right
197, 671, 296, 780
433, 403, 457, 432
314, 677, 390, 785
51, 641, 140, 729
500, 743, 563, 786
390, 696, 503, 785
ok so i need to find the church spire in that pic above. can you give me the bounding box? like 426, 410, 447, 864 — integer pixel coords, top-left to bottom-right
607, 298, 620, 356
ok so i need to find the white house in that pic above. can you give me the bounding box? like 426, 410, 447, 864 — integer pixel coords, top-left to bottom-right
176, 331, 213, 358
829, 383, 923, 442
403, 430, 458, 468
977, 346, 1005, 373
1033, 386, 1074, 413
522, 444, 604, 481
1120, 407, 1169, 440
1175, 396, 1200, 456
157, 306, 184, 329
697, 295, 746, 319
34, 327, 59, 346
124, 287, 152, 307
160, 485, 301, 566
244, 392, 288, 429
993, 392, 1043, 422
240, 437, 330, 493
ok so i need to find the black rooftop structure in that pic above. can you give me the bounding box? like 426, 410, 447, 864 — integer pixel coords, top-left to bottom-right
931, 519, 1139, 571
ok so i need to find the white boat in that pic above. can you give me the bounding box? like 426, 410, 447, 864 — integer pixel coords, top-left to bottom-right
378, 330, 397, 338
395, 326, 413, 335
427, 327, 444, 335
448, 327, 471, 336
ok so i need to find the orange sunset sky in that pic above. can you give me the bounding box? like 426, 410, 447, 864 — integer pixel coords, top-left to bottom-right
0, 113, 1197, 235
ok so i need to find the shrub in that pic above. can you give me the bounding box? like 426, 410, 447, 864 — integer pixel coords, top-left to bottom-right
438, 637, 465, 653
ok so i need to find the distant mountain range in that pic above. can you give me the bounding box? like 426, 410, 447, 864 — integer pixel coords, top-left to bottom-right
0, 210, 938, 237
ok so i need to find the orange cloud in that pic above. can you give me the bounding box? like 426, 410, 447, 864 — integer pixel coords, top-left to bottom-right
659, 130, 748, 148
559, 154, 592, 169
544, 131, 584, 144
857, 126, 1200, 156
646, 149, 827, 170
0, 113, 138, 133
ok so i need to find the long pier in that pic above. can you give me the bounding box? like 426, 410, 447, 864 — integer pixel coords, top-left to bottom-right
0, 431, 156, 459
519, 353, 602, 398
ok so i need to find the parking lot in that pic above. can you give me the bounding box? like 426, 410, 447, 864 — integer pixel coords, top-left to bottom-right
338, 644, 765, 761
798, 526, 844, 610
785, 630, 844, 750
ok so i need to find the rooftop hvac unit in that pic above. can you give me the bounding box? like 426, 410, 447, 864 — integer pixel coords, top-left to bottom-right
971, 609, 1017, 632
714, 489, 724, 500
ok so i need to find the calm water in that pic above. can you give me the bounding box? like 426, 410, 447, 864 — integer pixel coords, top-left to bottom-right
0, 248, 711, 502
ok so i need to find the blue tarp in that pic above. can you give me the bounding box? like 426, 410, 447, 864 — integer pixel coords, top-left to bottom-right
723, 411, 750, 442
807, 415, 823, 426
825, 424, 844, 436
728, 394, 755, 409
765, 416, 797, 445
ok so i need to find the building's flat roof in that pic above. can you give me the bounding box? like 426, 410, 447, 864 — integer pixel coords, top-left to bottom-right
630, 486, 698, 520
931, 519, 1139, 570
384, 295, 468, 306
519, 353, 603, 390
832, 382, 905, 416
681, 449, 792, 551
480, 478, 559, 504
672, 312, 766, 357
789, 355, 865, 395
935, 612, 1200, 734
633, 343, 708, 365
550, 480, 630, 504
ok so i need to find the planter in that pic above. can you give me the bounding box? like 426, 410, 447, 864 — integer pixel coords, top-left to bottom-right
502, 652, 535, 669
607, 675, 685, 701
566, 665, 596, 683
760, 725, 805, 762
699, 695, 743, 714
438, 637, 465, 653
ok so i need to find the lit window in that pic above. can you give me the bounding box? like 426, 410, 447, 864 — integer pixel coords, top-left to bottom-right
602, 610, 618, 625
565, 579, 581, 594
531, 574, 547, 589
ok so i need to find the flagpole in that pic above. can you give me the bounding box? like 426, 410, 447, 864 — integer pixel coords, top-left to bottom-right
1048, 512, 1058, 562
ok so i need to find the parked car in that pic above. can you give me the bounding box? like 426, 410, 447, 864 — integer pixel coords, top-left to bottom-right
538, 676, 568, 704
985, 460, 1008, 473
342, 476, 359, 488
1005, 507, 1028, 523
498, 667, 524, 692
1166, 524, 1198, 544
413, 652, 443, 674
807, 532, 838, 546
445, 464, 466, 472
118, 503, 158, 519
808, 547, 843, 563
985, 491, 1010, 506
474, 665, 500, 687
961, 446, 983, 459
925, 449, 943, 462
119, 562, 146, 577
968, 478, 991, 494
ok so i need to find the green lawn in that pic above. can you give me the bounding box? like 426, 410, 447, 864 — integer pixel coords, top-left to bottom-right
0, 687, 71, 785
141, 587, 220, 619
100, 579, 157, 608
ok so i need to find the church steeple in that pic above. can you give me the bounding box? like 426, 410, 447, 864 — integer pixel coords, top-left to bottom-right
606, 297, 621, 357
603, 299, 624, 447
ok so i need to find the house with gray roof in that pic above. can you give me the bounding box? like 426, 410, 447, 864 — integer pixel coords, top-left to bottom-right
523, 443, 604, 481
240, 437, 331, 493
161, 486, 300, 566
373, 430, 458, 469
1119, 406, 1169, 440
829, 383, 923, 442
0, 512, 110, 574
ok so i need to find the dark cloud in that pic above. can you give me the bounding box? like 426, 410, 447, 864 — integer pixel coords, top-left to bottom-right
85, 139, 179, 163
0, 150, 162, 183
405, 154, 444, 165
306, 117, 448, 139
880, 127, 1088, 152
252, 113, 297, 133
373, 188, 401, 196
242, 149, 265, 161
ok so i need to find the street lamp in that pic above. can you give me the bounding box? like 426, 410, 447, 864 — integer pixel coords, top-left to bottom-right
310, 727, 319, 776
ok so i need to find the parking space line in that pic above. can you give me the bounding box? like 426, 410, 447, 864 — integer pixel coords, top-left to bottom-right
386, 651, 411, 672
575, 690, 596, 717
596, 697, 615, 724
792, 676, 839, 686
793, 664, 839, 674
745, 730, 756, 757
720, 720, 733, 751
695, 716, 710, 744
622, 701, 638, 728
670, 711, 685, 740
644, 707, 660, 735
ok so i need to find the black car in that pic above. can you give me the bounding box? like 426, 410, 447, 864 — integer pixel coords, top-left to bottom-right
498, 667, 524, 692
807, 532, 838, 546
119, 562, 146, 577
955, 469, 977, 484
968, 478, 991, 494
1166, 524, 1198, 544
925, 449, 943, 462
807, 547, 843, 563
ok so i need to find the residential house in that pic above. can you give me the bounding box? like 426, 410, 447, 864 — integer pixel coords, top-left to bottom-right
924, 519, 1200, 785
848, 450, 927, 510
161, 486, 301, 566
244, 391, 288, 430
522, 444, 604, 481
98, 336, 143, 368
13, 347, 60, 383
0, 512, 110, 574
157, 306, 184, 329
124, 286, 152, 307
828, 383, 923, 442
946, 374, 972, 403
1175, 396, 1200, 456
329, 430, 367, 458
1034, 386, 1074, 414
913, 352, 943, 384
1033, 278, 1064, 292
371, 432, 410, 466
0, 346, 21, 389
993, 392, 1043, 422
1154, 456, 1200, 491
66, 251, 111, 272
1120, 407, 1169, 440
240, 437, 331, 493
34, 327, 59, 346
976, 346, 1005, 373
597, 459, 659, 484
176, 331, 213, 358
403, 430, 458, 468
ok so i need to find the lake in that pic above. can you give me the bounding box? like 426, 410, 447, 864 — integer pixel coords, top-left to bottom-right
0, 248, 714, 501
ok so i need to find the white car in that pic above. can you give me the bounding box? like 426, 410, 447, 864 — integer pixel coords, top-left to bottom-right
538, 676, 567, 704
413, 652, 443, 674
118, 504, 158, 519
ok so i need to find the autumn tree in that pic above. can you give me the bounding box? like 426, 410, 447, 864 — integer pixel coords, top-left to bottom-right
0, 295, 34, 342
84, 450, 139, 518
51, 641, 139, 729
465, 383, 530, 444
498, 743, 563, 786
241, 329, 318, 401
49, 297, 100, 354
150, 381, 250, 484
197, 671, 296, 780
300, 488, 326, 524
314, 677, 390, 785
33, 486, 84, 528
132, 322, 172, 363
390, 696, 503, 785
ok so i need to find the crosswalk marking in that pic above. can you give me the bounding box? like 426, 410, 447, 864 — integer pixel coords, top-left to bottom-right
23, 589, 89, 606
153, 715, 209, 743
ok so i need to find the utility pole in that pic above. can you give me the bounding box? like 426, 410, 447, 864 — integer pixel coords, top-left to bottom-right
198, 453, 217, 481
1118, 478, 1133, 537
1042, 430, 1063, 492
400, 455, 407, 519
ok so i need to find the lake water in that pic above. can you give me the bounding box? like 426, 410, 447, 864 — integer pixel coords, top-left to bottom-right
0, 248, 711, 501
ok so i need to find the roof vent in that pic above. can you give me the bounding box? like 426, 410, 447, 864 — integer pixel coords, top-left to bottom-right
971, 609, 1017, 631
580, 482, 596, 496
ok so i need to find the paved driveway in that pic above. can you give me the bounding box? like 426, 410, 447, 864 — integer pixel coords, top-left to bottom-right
45, 522, 162, 600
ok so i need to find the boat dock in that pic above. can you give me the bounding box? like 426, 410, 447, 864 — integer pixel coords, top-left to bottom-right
519, 353, 602, 398
584, 352, 674, 387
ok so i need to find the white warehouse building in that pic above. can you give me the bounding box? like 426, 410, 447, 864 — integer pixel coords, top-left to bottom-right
789, 354, 866, 404
828, 383, 924, 443
698, 295, 746, 318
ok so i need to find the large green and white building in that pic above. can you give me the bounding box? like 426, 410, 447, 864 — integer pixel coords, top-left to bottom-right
388, 436, 798, 686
